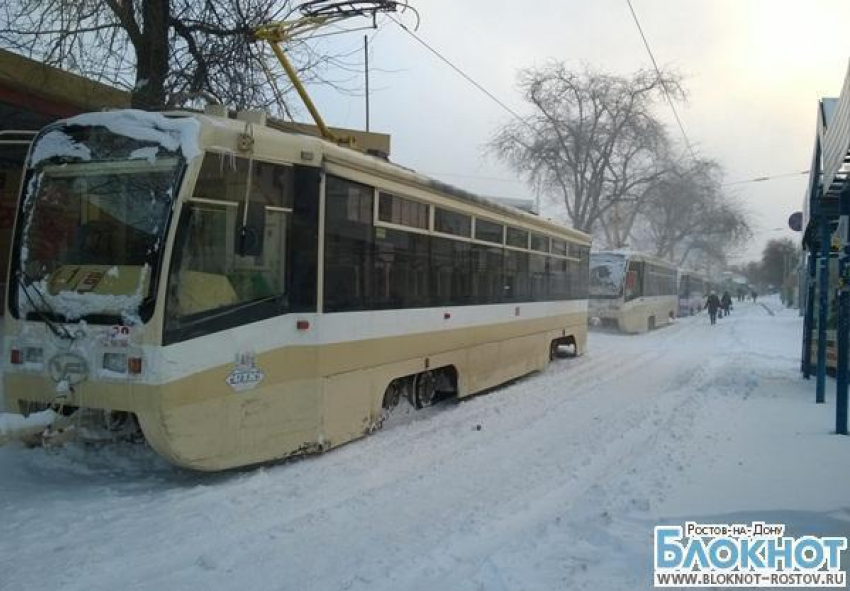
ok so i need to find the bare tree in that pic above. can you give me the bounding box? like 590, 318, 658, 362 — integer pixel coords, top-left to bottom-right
760, 238, 799, 288
0, 0, 361, 111
490, 63, 680, 237
636, 156, 751, 267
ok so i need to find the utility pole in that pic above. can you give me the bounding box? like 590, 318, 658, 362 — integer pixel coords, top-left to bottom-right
836, 184, 849, 434
612, 199, 621, 249
364, 34, 370, 132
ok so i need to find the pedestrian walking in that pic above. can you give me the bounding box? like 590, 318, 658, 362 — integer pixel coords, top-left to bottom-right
705, 292, 721, 325
751, 290, 758, 303
721, 291, 733, 317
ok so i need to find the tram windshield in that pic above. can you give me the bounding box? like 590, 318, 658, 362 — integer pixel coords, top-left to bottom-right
13, 124, 185, 323
589, 253, 627, 298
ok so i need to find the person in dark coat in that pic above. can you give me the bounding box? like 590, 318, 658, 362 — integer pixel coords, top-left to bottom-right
721, 291, 733, 317
705, 292, 721, 325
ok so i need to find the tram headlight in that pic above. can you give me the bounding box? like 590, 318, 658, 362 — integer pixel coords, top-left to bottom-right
127, 356, 143, 375
103, 352, 127, 374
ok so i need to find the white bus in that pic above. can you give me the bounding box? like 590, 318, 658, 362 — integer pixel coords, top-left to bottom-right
588, 251, 678, 333
3, 108, 591, 471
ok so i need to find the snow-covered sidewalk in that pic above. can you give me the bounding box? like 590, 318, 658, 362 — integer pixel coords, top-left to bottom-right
0, 297, 847, 591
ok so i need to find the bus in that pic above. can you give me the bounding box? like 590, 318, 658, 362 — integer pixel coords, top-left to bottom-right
588, 251, 678, 333
3, 108, 591, 471
678, 269, 711, 316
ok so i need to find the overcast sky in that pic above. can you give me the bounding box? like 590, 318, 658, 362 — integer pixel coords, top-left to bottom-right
308, 0, 850, 262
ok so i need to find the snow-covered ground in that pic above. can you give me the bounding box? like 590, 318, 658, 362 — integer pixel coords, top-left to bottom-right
1, 297, 848, 591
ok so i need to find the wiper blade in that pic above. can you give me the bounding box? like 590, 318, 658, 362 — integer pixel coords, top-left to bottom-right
17, 273, 74, 341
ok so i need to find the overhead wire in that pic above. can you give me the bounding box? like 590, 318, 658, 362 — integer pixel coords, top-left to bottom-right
386, 8, 807, 191
722, 170, 809, 187
387, 14, 532, 130
624, 0, 698, 161
423, 169, 809, 188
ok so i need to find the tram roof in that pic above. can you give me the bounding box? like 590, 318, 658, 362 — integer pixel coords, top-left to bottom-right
590, 249, 677, 270
179, 109, 591, 244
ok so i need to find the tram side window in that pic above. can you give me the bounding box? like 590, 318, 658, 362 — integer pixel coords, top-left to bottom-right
551, 239, 567, 257
665, 270, 677, 295
569, 258, 582, 299
431, 236, 472, 306
165, 154, 291, 336
549, 256, 569, 300
324, 176, 374, 312
504, 249, 529, 301
471, 244, 504, 303
576, 246, 590, 299
378, 192, 429, 229
373, 228, 429, 309
506, 227, 528, 249
530, 233, 548, 253
435, 208, 471, 237
475, 219, 504, 244
530, 253, 548, 300
250, 161, 294, 208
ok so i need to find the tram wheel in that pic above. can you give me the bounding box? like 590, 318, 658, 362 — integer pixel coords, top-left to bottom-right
375, 380, 404, 430
383, 380, 402, 412
413, 370, 437, 409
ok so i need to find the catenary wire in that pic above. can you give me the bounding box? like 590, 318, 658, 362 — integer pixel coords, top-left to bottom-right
387, 14, 532, 131
624, 0, 698, 161
388, 10, 806, 190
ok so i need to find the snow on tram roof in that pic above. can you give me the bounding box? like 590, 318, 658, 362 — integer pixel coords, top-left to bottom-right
42, 108, 589, 243
591, 249, 677, 269
36, 110, 202, 163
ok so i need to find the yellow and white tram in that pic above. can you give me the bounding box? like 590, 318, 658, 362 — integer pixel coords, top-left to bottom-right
3, 108, 590, 470
588, 251, 678, 333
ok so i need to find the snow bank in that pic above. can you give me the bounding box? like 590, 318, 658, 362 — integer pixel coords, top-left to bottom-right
0, 409, 56, 442
0, 298, 847, 591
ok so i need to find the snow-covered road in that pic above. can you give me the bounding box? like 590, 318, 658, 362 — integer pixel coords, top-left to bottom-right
1, 298, 848, 591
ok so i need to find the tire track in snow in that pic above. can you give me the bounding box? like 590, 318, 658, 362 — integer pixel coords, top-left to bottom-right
378, 334, 727, 590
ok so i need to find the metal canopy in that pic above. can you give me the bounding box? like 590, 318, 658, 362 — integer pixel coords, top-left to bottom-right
822, 62, 850, 199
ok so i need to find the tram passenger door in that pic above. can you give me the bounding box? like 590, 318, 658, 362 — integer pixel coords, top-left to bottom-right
624, 262, 643, 303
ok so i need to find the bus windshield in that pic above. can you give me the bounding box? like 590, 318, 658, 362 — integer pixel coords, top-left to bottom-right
590, 253, 627, 298
14, 124, 185, 323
